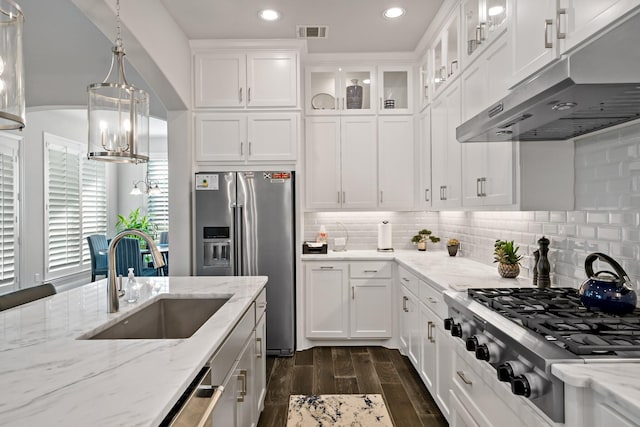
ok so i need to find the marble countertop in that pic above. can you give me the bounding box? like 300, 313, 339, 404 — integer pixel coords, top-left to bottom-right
302, 249, 533, 291
0, 276, 267, 426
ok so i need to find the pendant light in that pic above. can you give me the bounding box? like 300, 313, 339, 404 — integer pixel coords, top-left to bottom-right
87, 0, 149, 163
130, 169, 161, 196
0, 0, 25, 130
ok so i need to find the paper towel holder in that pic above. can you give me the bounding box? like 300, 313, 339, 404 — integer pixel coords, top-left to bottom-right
377, 220, 394, 252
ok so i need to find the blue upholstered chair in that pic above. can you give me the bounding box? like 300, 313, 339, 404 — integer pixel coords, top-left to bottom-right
114, 237, 158, 277
158, 231, 169, 275
87, 234, 109, 282
159, 231, 169, 245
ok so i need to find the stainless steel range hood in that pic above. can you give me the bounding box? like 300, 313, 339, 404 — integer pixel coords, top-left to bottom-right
457, 11, 640, 143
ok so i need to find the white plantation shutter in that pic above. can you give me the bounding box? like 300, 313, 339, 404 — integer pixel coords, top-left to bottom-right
0, 135, 18, 290
45, 133, 106, 276
147, 157, 169, 232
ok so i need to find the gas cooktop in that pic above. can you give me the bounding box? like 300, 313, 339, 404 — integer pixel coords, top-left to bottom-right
468, 287, 640, 356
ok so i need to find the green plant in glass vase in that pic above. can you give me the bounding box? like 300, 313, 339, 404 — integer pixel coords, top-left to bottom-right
493, 239, 523, 278
116, 208, 158, 248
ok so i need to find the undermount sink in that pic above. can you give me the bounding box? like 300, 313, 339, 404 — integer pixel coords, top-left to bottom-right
85, 297, 230, 339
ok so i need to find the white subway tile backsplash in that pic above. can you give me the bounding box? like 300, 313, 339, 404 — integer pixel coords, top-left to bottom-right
586, 212, 609, 224
597, 226, 621, 241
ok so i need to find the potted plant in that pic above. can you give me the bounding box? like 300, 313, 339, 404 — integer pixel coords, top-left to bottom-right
447, 238, 460, 256
411, 229, 440, 251
116, 208, 158, 248
494, 239, 523, 278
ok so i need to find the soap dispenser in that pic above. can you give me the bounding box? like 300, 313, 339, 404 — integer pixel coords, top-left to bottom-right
125, 268, 139, 303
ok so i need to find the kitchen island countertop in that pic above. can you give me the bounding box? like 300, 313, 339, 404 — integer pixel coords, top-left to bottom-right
0, 276, 267, 426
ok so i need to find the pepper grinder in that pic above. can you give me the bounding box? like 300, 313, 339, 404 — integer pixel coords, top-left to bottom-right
537, 236, 551, 288
532, 249, 540, 287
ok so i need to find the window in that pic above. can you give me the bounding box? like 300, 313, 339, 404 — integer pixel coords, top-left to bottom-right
45, 133, 107, 277
0, 133, 19, 293
146, 156, 169, 232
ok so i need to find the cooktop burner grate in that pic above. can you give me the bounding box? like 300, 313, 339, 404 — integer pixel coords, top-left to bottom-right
468, 287, 640, 355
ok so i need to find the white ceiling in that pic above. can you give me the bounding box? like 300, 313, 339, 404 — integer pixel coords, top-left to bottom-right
159, 0, 444, 53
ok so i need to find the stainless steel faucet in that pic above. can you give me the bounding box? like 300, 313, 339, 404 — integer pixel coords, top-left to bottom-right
107, 229, 166, 313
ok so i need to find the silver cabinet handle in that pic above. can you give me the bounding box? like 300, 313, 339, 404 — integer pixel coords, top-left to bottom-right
343, 191, 346, 204
248, 142, 252, 155
380, 190, 384, 204
401, 277, 410, 282
319, 266, 334, 270
457, 370, 473, 385
248, 87, 251, 103
481, 177, 487, 197
239, 87, 243, 103
425, 189, 430, 202
427, 321, 433, 341
430, 322, 436, 343
237, 369, 247, 402
337, 191, 341, 204
256, 337, 263, 358
544, 19, 553, 48
257, 302, 267, 309
240, 142, 244, 156
476, 178, 481, 197
557, 8, 567, 39
352, 286, 355, 300
363, 270, 378, 273
402, 295, 408, 312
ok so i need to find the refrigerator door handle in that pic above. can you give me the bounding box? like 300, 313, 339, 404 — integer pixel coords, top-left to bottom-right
233, 204, 244, 276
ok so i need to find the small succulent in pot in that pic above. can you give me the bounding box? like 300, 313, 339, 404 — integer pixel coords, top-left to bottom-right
447, 238, 460, 256
411, 229, 440, 251
493, 239, 523, 278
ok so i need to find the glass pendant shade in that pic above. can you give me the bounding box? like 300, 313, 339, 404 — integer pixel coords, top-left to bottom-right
0, 0, 25, 130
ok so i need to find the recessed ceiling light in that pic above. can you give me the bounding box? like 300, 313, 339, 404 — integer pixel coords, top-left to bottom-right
259, 9, 280, 21
383, 7, 405, 19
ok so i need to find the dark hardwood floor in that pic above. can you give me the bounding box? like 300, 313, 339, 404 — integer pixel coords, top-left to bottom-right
257, 346, 448, 427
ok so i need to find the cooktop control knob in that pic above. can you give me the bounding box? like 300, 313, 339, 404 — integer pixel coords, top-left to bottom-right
497, 360, 528, 382
466, 334, 488, 352
475, 342, 502, 363
444, 318, 454, 330
511, 373, 548, 399
450, 323, 463, 337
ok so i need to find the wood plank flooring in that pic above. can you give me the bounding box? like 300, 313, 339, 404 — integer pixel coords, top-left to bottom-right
257, 346, 448, 427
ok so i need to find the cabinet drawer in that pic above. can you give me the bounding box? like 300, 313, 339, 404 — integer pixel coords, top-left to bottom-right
209, 306, 255, 385
419, 280, 446, 320
255, 287, 267, 321
398, 266, 420, 296
350, 261, 392, 278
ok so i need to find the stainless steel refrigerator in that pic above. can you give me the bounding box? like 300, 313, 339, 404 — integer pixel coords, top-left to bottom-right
194, 171, 295, 356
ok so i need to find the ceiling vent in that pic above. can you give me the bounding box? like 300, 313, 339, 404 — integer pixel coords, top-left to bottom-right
296, 25, 328, 39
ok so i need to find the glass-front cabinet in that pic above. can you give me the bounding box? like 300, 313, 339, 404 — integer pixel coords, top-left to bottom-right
419, 51, 431, 111
461, 0, 507, 65
306, 66, 376, 115
378, 65, 413, 114
432, 12, 459, 98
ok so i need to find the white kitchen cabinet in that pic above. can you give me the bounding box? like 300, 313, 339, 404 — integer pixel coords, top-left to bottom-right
236, 336, 255, 427
305, 116, 377, 210
254, 306, 267, 418
304, 262, 349, 338
378, 116, 415, 210
418, 110, 432, 209
418, 51, 431, 111
305, 66, 377, 115
450, 391, 481, 427
378, 65, 413, 114
461, 37, 514, 207
420, 304, 437, 391
431, 80, 462, 209
194, 51, 297, 108
399, 285, 420, 366
195, 113, 297, 163
304, 261, 393, 340
461, 0, 508, 67
432, 11, 460, 97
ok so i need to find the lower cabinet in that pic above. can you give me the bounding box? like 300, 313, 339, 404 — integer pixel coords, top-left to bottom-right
305, 261, 393, 340
254, 312, 267, 417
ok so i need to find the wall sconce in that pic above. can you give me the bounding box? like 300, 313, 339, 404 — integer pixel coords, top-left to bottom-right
87, 0, 149, 164
0, 0, 25, 130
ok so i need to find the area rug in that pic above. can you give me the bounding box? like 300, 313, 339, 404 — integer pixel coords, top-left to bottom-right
286, 394, 393, 426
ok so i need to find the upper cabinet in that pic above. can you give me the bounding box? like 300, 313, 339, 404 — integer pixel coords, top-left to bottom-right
418, 52, 431, 111
194, 51, 298, 109
378, 65, 413, 114
305, 66, 377, 115
461, 0, 508, 66
510, 0, 640, 86
432, 12, 460, 98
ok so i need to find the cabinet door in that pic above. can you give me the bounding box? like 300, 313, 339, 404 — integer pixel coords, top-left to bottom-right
247, 113, 297, 162
195, 114, 246, 162
560, 0, 640, 52
305, 263, 349, 338
194, 53, 246, 108
350, 278, 392, 338
340, 67, 377, 114
210, 363, 241, 427
305, 117, 341, 209
407, 294, 420, 367
511, 0, 560, 86
378, 116, 414, 210
450, 391, 481, 427
340, 116, 378, 209
378, 66, 413, 114
254, 314, 267, 418
444, 83, 462, 208
436, 321, 453, 420
399, 286, 411, 352
420, 304, 437, 391
236, 337, 255, 427
418, 111, 432, 209
246, 51, 298, 107
431, 96, 448, 210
